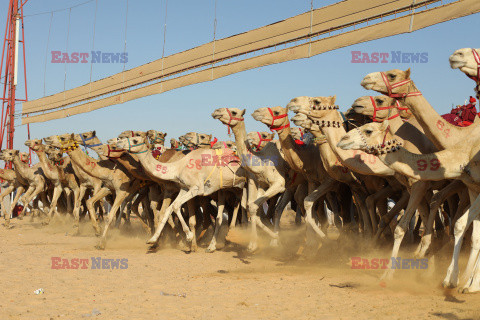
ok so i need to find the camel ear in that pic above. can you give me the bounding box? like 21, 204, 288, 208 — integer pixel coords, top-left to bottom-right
240, 109, 246, 117
92, 130, 96, 136
207, 134, 212, 141
404, 68, 411, 79
70, 133, 75, 139
331, 95, 337, 103
163, 132, 167, 138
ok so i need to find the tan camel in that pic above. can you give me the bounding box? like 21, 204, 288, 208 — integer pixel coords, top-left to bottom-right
348, 95, 468, 250
114, 136, 247, 250
251, 106, 352, 241
0, 167, 27, 227
170, 138, 181, 149
212, 108, 302, 251
337, 120, 480, 293
44, 134, 143, 249
246, 132, 275, 152
1, 150, 50, 219
449, 48, 480, 97
25, 139, 80, 228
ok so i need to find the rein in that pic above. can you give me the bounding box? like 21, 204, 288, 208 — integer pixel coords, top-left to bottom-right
267, 108, 290, 131
467, 48, 480, 85
226, 108, 244, 134
380, 72, 422, 99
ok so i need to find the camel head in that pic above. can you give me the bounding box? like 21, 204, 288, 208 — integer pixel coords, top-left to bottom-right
45, 147, 64, 162
287, 96, 337, 115
291, 113, 316, 132
348, 95, 412, 121
118, 130, 147, 139
211, 140, 237, 152
44, 133, 79, 152
290, 127, 306, 141
449, 48, 480, 78
19, 152, 30, 164
183, 132, 212, 149
170, 138, 180, 149
361, 69, 414, 96
246, 131, 274, 151
116, 136, 149, 154
146, 130, 167, 146
0, 149, 19, 162
24, 139, 44, 152
337, 121, 401, 155
251, 106, 290, 131
211, 108, 246, 127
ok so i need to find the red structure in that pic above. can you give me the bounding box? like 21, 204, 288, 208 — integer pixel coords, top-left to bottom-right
0, 0, 29, 167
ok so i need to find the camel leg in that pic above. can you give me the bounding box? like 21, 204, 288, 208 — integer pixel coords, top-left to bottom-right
350, 189, 372, 237
246, 181, 285, 253
443, 191, 480, 289
20, 184, 44, 220
38, 191, 50, 217
64, 188, 73, 215
1, 185, 15, 227
86, 187, 110, 236
304, 179, 337, 241
381, 181, 429, 280
44, 185, 63, 224
17, 186, 34, 219
459, 217, 480, 293
269, 188, 293, 247
156, 189, 175, 230
366, 185, 395, 235
229, 192, 242, 229
70, 187, 81, 235
294, 183, 307, 225
96, 190, 130, 250
206, 191, 226, 253
374, 191, 409, 242
130, 191, 152, 235
147, 188, 197, 245
185, 199, 198, 252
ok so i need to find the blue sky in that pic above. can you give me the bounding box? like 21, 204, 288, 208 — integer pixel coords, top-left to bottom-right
2, 0, 479, 154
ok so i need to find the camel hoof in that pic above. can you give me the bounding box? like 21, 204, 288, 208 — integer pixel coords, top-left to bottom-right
247, 242, 258, 253
146, 236, 158, 245
442, 281, 457, 289
95, 241, 106, 250
326, 226, 340, 240
269, 238, 279, 247
205, 245, 216, 253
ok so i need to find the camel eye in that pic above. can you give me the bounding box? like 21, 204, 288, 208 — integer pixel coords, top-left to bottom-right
375, 99, 383, 105
388, 74, 396, 81
262, 134, 266, 138
231, 110, 237, 116
365, 129, 373, 135
274, 111, 279, 116
313, 99, 320, 105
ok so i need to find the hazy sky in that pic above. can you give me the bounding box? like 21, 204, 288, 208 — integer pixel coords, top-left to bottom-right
2, 0, 479, 158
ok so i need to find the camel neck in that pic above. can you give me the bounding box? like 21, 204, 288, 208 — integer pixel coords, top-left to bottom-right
35, 149, 57, 179
231, 121, 250, 158
276, 125, 305, 171
318, 111, 395, 176
12, 156, 31, 180
115, 154, 150, 181
67, 147, 106, 180
134, 149, 177, 182
404, 82, 480, 149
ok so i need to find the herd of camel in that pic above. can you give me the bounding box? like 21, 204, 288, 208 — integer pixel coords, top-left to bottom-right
1, 47, 480, 293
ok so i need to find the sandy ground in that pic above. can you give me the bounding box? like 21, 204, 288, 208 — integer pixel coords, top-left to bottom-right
1, 211, 480, 320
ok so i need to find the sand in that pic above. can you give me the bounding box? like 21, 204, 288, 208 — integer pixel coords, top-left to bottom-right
1, 212, 479, 320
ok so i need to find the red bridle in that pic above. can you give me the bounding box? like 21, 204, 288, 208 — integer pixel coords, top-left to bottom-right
380, 72, 422, 99
467, 48, 480, 85
370, 97, 410, 122
20, 154, 29, 164
226, 109, 244, 134
298, 128, 304, 140
210, 137, 218, 148
106, 145, 124, 158
267, 108, 290, 131
254, 132, 272, 151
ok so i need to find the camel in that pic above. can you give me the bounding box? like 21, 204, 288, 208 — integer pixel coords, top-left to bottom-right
170, 138, 181, 149
251, 106, 355, 241
0, 167, 27, 227
246, 132, 275, 152
44, 134, 143, 249
336, 118, 480, 293
114, 136, 247, 251
1, 150, 50, 220
25, 139, 80, 229
449, 48, 480, 98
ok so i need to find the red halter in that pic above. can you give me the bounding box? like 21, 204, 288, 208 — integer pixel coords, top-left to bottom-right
298, 128, 304, 140
267, 108, 290, 131
381, 125, 391, 148
210, 137, 218, 148
106, 145, 124, 158
226, 109, 244, 134
380, 72, 422, 99
467, 48, 480, 85
254, 132, 272, 151
370, 97, 407, 122
20, 154, 29, 164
